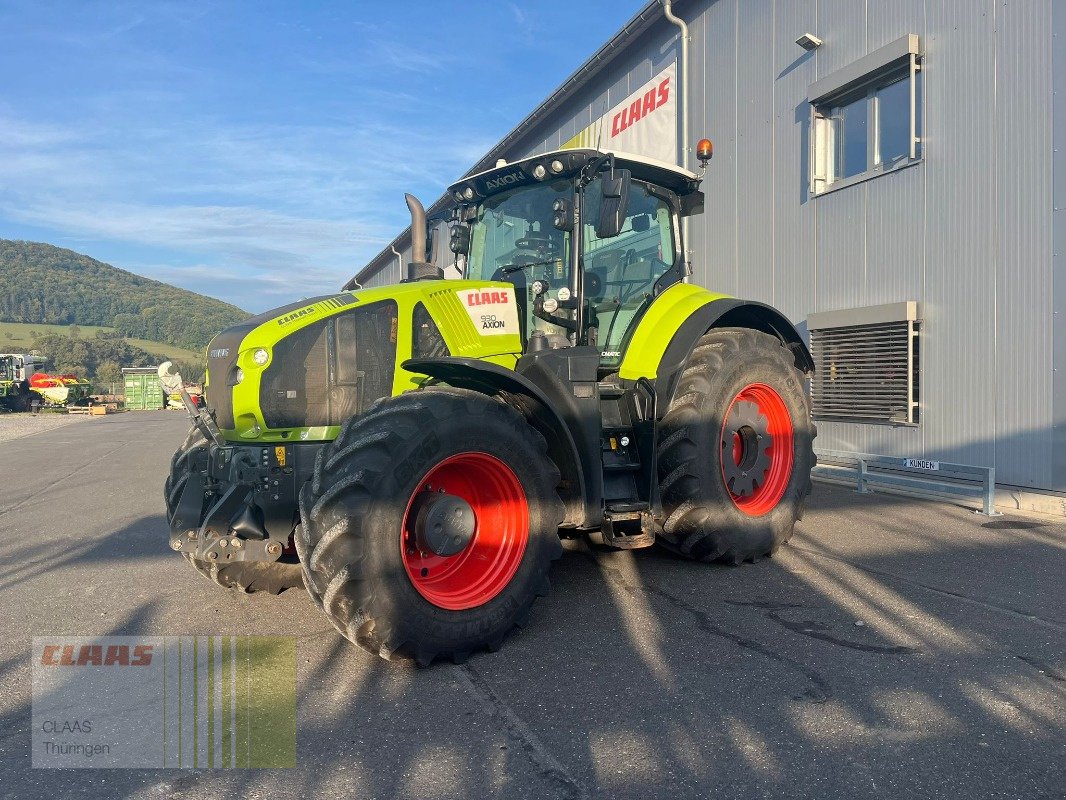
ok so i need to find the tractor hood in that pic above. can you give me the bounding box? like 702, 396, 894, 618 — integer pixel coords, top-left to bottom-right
204, 280, 524, 442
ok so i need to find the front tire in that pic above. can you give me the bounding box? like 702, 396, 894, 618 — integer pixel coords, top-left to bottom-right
656, 328, 816, 563
165, 425, 303, 594
297, 388, 564, 665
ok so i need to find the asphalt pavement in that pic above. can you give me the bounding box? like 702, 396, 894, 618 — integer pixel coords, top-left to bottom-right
0, 411, 1062, 799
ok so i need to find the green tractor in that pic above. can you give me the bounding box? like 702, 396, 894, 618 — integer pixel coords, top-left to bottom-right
0, 354, 40, 412
165, 148, 816, 664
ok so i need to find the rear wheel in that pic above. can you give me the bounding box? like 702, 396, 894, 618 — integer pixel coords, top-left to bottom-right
656, 328, 815, 563
165, 425, 303, 594
297, 387, 563, 665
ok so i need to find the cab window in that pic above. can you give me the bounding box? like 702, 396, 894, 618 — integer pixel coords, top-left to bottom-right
582, 181, 677, 362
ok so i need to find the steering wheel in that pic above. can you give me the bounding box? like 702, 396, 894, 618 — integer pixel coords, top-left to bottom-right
515, 233, 560, 255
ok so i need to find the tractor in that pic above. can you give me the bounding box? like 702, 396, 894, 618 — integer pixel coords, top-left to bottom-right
0, 354, 40, 412
165, 147, 816, 665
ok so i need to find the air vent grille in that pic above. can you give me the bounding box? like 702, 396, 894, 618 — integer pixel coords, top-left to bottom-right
809, 312, 919, 425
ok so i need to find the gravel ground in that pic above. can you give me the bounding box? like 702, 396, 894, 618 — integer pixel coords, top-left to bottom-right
0, 411, 85, 443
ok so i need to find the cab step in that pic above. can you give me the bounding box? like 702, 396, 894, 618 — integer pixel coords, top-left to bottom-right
602, 504, 656, 550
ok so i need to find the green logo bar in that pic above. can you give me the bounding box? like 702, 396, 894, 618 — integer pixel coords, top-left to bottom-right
33, 636, 296, 768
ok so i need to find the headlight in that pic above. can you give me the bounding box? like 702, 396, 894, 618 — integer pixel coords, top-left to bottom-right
557, 287, 571, 302
542, 298, 559, 314
252, 348, 269, 366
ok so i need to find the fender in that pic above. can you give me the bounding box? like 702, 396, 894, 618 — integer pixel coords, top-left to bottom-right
618, 285, 813, 410
658, 299, 814, 409
402, 356, 592, 528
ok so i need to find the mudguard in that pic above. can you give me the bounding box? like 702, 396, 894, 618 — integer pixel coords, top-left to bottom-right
618, 285, 813, 410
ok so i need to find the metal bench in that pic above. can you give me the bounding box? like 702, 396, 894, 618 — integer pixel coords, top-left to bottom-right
812, 449, 1000, 516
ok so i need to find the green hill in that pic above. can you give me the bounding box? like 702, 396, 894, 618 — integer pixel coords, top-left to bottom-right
0, 239, 249, 351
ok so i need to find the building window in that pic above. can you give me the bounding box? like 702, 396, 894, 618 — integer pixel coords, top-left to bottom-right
810, 35, 922, 195
808, 302, 921, 425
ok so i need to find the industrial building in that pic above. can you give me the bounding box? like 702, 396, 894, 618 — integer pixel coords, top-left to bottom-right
348, 1, 1065, 495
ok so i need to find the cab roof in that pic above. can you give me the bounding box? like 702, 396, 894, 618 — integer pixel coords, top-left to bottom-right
447, 148, 702, 203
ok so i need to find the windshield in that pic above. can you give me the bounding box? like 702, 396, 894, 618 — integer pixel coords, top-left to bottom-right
466, 181, 573, 344
583, 180, 677, 362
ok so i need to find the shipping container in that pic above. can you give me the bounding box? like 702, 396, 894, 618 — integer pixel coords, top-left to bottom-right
122, 367, 164, 410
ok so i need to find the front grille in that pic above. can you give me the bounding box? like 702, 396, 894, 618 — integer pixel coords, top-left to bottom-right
260, 301, 397, 430
260, 319, 331, 428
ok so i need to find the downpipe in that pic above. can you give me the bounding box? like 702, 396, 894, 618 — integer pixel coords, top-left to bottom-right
662, 0, 692, 276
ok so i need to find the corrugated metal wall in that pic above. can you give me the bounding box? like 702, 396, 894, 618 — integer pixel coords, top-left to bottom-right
355, 0, 1059, 491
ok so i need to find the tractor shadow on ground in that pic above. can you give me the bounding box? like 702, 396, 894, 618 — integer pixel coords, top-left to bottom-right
1, 486, 1064, 799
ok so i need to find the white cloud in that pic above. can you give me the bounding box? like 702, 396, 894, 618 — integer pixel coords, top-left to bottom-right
0, 111, 494, 309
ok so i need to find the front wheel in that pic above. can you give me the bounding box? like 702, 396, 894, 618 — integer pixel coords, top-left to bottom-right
297, 387, 564, 665
656, 328, 816, 563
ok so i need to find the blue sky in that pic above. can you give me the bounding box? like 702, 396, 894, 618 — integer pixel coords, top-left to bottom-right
0, 1, 645, 312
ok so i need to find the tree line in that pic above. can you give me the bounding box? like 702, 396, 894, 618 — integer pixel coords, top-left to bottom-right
30, 328, 203, 393
0, 239, 249, 351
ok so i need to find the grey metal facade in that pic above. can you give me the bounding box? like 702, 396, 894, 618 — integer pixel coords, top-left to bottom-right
354, 0, 1062, 493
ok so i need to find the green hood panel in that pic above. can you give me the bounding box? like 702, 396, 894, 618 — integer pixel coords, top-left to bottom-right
210, 280, 524, 442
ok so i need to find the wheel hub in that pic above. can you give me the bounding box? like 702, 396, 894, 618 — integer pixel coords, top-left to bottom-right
721, 399, 772, 496
400, 452, 530, 610
412, 492, 476, 556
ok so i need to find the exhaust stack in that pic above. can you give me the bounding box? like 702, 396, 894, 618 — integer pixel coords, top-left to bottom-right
405, 194, 441, 281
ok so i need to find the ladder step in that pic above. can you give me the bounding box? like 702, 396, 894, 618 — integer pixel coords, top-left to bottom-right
605, 500, 649, 514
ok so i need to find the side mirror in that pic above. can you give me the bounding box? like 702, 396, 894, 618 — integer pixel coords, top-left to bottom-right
596, 169, 631, 239
449, 224, 470, 255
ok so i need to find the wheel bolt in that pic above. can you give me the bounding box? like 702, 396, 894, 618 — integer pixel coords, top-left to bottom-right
218, 538, 229, 548
186, 530, 197, 539
207, 551, 218, 560
266, 542, 282, 556
171, 540, 182, 550
231, 538, 243, 549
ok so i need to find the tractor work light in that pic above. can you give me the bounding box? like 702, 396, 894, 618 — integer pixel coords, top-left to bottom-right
532, 164, 547, 180
462, 187, 475, 200
453, 190, 464, 202
252, 348, 269, 366
552, 198, 573, 231
550, 159, 565, 174
449, 224, 471, 254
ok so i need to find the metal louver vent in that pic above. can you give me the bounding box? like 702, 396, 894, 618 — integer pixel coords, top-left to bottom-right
808, 302, 920, 425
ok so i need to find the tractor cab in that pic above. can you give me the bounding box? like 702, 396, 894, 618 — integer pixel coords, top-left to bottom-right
0, 353, 36, 383
447, 149, 704, 368
0, 354, 38, 411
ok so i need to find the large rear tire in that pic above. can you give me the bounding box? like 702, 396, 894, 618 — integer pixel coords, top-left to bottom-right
297, 387, 564, 665
656, 328, 815, 563
165, 425, 303, 594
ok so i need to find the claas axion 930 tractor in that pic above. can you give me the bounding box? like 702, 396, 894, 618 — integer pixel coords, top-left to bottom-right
166, 146, 816, 665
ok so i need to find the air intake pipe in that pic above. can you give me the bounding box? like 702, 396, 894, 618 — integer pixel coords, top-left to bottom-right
405, 193, 442, 281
